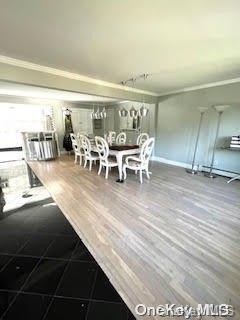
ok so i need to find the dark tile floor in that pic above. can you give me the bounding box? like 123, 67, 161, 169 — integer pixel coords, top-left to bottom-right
0, 200, 135, 319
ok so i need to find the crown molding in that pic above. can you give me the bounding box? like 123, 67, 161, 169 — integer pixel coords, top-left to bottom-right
2, 55, 239, 99
0, 55, 158, 97
158, 77, 240, 97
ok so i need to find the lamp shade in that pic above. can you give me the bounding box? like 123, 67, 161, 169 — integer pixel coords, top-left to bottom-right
129, 106, 138, 118
90, 112, 94, 119
213, 105, 230, 112
100, 107, 107, 119
197, 106, 208, 113
139, 105, 149, 117
119, 107, 128, 117
94, 108, 100, 119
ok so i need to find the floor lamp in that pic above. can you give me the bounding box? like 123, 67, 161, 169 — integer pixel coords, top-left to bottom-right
186, 106, 208, 174
204, 105, 230, 178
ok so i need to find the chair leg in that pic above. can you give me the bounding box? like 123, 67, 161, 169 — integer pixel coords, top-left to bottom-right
94, 160, 96, 165
79, 155, 82, 166
84, 159, 87, 168
135, 170, 137, 175
123, 165, 127, 180
98, 164, 102, 175
146, 168, 150, 179
74, 154, 77, 164
105, 166, 109, 179
89, 160, 92, 171
139, 170, 143, 184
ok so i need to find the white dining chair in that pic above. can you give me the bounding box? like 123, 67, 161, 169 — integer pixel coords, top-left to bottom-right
107, 131, 116, 145
70, 133, 83, 164
137, 133, 149, 147
123, 137, 155, 184
116, 132, 127, 145
81, 135, 99, 171
76, 133, 85, 165
95, 136, 118, 179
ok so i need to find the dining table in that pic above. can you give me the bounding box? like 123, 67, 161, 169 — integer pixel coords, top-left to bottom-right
109, 144, 140, 182
92, 144, 140, 182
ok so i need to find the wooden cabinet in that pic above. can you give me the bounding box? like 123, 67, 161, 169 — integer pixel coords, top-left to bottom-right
71, 109, 93, 135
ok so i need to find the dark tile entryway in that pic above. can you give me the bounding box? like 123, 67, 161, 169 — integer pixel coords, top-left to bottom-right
0, 200, 135, 319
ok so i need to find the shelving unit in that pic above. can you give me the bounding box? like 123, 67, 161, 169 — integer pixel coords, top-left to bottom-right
220, 147, 240, 183
21, 131, 60, 161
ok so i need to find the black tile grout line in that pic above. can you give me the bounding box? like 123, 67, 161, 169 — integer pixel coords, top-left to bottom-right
0, 228, 96, 272
0, 230, 77, 238
41, 238, 83, 320
79, 252, 130, 320
0, 242, 132, 308
0, 233, 33, 273
69, 232, 98, 316
1, 256, 133, 314
0, 233, 45, 268
53, 294, 127, 306
69, 238, 96, 263
0, 252, 96, 264
0, 288, 130, 306
0, 237, 56, 320
0, 232, 131, 317
86, 267, 130, 320
84, 267, 99, 320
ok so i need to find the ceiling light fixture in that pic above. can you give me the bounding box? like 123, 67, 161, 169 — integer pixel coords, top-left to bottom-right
139, 105, 149, 117
129, 106, 138, 118
139, 74, 149, 117
100, 107, 107, 119
119, 74, 149, 118
90, 105, 107, 119
118, 107, 128, 117
129, 79, 138, 118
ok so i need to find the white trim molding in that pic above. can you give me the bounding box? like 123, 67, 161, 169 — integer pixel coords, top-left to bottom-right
151, 156, 238, 179
158, 77, 240, 97
0, 55, 158, 97
151, 156, 194, 169
1, 55, 240, 99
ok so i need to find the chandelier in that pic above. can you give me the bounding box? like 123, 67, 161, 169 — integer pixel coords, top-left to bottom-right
90, 106, 107, 119
119, 74, 149, 118
118, 104, 149, 118
118, 107, 128, 117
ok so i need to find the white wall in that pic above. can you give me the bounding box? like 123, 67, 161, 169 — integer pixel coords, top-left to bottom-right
155, 82, 240, 175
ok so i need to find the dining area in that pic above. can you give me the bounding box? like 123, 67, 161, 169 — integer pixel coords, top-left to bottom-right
70, 131, 154, 184
23, 104, 240, 320
25, 133, 240, 320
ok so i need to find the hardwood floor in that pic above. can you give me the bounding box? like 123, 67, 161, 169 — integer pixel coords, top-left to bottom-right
28, 155, 240, 319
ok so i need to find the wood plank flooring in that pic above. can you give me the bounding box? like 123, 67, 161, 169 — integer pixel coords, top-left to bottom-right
28, 155, 240, 319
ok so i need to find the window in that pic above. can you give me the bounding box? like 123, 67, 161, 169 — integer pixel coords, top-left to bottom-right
0, 103, 52, 161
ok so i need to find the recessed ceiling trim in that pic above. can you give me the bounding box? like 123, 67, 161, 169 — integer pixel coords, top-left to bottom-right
158, 77, 240, 97
2, 55, 239, 99
0, 55, 158, 97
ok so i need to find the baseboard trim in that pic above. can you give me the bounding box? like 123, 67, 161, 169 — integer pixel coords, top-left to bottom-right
151, 156, 193, 169
151, 156, 238, 179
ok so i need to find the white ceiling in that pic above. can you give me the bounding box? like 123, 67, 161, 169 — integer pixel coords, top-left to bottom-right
0, 81, 120, 103
0, 0, 240, 94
